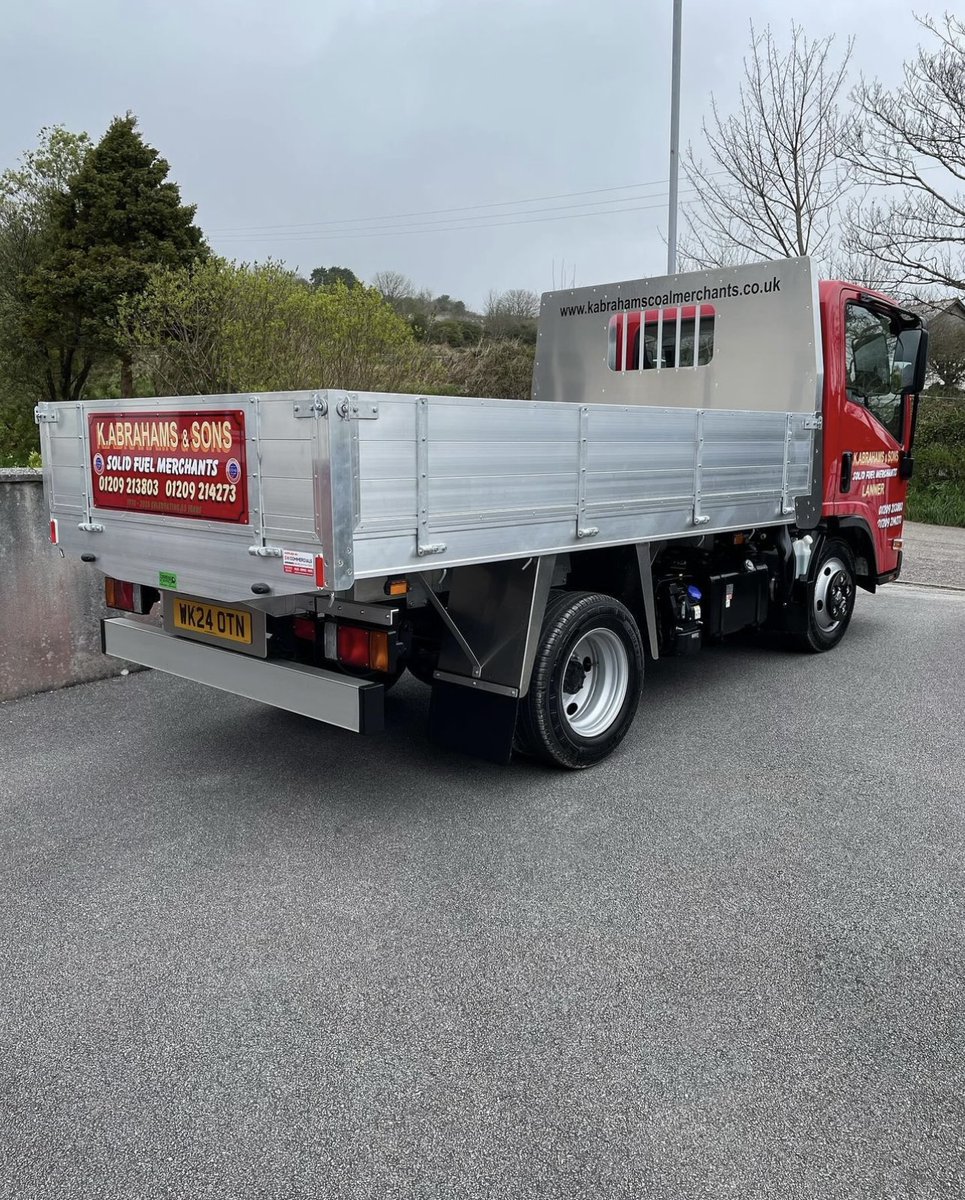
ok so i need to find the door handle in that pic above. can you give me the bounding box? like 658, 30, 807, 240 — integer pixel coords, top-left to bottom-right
840, 452, 853, 493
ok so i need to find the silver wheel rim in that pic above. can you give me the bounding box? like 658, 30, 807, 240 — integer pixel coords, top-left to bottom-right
813, 556, 853, 633
559, 628, 630, 738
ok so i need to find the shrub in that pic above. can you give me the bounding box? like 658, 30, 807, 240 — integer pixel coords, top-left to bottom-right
907, 392, 965, 526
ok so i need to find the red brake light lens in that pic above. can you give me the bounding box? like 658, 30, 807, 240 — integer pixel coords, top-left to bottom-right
103, 577, 159, 615
292, 616, 317, 642
336, 625, 370, 668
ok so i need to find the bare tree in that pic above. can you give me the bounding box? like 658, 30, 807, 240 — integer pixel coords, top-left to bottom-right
843, 14, 965, 295
371, 270, 413, 306
824, 248, 899, 295
680, 24, 852, 270
497, 288, 540, 319
484, 288, 540, 339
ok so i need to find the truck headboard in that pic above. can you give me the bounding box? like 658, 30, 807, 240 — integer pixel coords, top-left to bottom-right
533, 256, 822, 416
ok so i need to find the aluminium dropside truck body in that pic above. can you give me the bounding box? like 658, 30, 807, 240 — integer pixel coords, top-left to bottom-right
37, 257, 928, 767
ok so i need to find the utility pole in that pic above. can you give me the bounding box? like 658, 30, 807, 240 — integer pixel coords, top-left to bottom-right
667, 0, 682, 275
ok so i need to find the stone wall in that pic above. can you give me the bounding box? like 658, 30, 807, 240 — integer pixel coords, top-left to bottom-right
0, 470, 137, 701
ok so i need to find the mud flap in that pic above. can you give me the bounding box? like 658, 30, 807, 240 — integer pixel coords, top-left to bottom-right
428, 680, 520, 765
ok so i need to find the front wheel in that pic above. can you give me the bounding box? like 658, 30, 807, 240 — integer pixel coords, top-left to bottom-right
791, 538, 856, 652
516, 591, 644, 769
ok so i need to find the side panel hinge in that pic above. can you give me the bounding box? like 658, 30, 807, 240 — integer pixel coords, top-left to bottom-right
336, 394, 379, 420
293, 394, 328, 419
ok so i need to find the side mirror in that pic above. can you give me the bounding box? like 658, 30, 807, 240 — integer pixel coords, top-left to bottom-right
896, 327, 929, 395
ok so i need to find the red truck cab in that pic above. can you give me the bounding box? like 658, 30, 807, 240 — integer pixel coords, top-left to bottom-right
818, 281, 928, 588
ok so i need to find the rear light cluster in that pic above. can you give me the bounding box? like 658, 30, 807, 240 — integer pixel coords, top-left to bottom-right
335, 625, 391, 672
291, 615, 392, 673
104, 577, 159, 615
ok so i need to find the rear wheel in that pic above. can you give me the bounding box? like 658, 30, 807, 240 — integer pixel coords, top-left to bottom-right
792, 538, 856, 652
516, 591, 644, 769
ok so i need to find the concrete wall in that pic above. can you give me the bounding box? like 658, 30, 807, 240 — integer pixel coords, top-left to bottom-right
0, 470, 141, 702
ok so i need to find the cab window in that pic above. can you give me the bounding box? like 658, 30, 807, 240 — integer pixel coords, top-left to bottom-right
607, 306, 715, 371
641, 316, 715, 370
844, 304, 903, 442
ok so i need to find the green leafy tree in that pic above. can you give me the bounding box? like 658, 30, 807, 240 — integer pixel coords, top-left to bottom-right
22, 114, 206, 403
310, 265, 359, 290
0, 125, 91, 460
117, 258, 442, 396
432, 294, 468, 319
426, 318, 483, 348
906, 391, 965, 526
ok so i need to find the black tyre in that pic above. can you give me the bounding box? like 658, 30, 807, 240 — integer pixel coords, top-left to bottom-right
516, 591, 644, 769
404, 642, 439, 687
401, 611, 443, 686
792, 537, 856, 652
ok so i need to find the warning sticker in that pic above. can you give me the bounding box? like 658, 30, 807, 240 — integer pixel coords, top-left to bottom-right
283, 550, 314, 577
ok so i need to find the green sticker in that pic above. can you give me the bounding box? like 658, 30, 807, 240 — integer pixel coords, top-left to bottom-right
159, 570, 178, 590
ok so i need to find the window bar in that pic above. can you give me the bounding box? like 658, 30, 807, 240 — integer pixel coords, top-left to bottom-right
693, 304, 701, 368
621, 309, 628, 374
674, 306, 683, 368
638, 310, 646, 373
656, 309, 664, 372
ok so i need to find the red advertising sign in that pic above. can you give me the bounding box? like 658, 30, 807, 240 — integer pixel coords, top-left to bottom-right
87, 410, 249, 524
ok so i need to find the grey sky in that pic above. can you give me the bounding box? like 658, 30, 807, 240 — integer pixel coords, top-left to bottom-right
1, 0, 927, 309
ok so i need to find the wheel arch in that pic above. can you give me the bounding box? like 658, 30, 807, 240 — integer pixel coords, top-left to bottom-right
564, 543, 660, 658
827, 516, 878, 594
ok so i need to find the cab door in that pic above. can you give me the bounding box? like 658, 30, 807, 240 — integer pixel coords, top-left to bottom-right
826, 296, 918, 579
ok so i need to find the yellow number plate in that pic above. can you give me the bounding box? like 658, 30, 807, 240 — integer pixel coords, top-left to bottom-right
173, 598, 252, 645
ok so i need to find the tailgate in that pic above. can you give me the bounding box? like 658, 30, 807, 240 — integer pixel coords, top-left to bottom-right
37, 390, 356, 601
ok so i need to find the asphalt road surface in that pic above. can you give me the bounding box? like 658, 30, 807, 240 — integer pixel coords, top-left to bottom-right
901, 521, 965, 590
2, 585, 964, 1200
